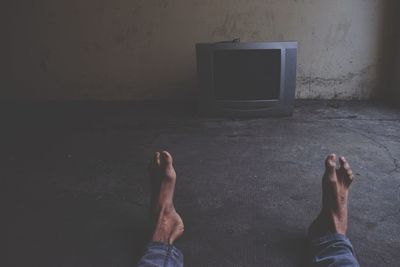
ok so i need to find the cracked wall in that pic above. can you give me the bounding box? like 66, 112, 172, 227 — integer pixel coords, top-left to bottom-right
1, 0, 385, 100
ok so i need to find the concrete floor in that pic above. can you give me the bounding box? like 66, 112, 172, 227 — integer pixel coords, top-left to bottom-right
3, 100, 400, 267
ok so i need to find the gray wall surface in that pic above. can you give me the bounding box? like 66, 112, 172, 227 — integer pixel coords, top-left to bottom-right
390, 4, 400, 104
376, 0, 400, 105
394, 48, 400, 104
1, 0, 388, 101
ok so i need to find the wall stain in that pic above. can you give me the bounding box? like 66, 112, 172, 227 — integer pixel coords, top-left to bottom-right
325, 18, 352, 47
154, 0, 169, 8
211, 10, 262, 40
212, 12, 245, 38
296, 65, 376, 99
39, 49, 51, 72
40, 59, 48, 72
297, 65, 374, 87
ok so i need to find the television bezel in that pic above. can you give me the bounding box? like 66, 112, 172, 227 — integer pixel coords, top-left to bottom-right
196, 41, 297, 117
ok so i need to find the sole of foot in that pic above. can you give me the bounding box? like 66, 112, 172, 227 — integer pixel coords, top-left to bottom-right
149, 151, 184, 245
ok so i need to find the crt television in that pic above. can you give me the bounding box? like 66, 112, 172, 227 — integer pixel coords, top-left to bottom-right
196, 41, 297, 117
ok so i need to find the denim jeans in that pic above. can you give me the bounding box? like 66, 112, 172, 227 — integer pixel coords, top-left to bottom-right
310, 233, 359, 266
136, 242, 183, 267
136, 234, 359, 267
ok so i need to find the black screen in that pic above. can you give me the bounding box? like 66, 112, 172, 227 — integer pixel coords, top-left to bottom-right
213, 49, 281, 100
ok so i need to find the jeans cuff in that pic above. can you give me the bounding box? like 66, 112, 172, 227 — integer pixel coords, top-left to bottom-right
310, 233, 350, 246
309, 233, 359, 266
146, 241, 183, 260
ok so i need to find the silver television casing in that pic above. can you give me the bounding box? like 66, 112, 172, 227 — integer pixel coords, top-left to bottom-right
196, 42, 297, 117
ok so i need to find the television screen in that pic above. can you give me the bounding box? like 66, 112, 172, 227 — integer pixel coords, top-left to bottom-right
213, 49, 281, 101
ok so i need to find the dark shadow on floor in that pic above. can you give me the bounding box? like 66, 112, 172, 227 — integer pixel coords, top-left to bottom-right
5, 182, 150, 266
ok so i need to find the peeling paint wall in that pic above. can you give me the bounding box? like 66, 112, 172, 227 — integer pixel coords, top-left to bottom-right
1, 0, 384, 100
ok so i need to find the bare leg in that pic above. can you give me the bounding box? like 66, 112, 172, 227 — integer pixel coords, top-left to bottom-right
309, 154, 354, 238
149, 151, 184, 244
308, 154, 359, 266
136, 151, 184, 267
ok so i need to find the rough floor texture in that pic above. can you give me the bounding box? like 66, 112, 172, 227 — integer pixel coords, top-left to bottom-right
3, 100, 400, 267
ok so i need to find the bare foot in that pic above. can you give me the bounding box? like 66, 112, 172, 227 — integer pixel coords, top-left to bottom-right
308, 154, 355, 239
149, 151, 184, 244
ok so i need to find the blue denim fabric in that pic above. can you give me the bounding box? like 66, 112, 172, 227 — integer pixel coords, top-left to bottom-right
310, 233, 360, 267
137, 234, 358, 267
136, 242, 183, 267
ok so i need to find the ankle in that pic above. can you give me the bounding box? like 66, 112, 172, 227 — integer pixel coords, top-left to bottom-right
151, 229, 172, 244
332, 216, 347, 235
